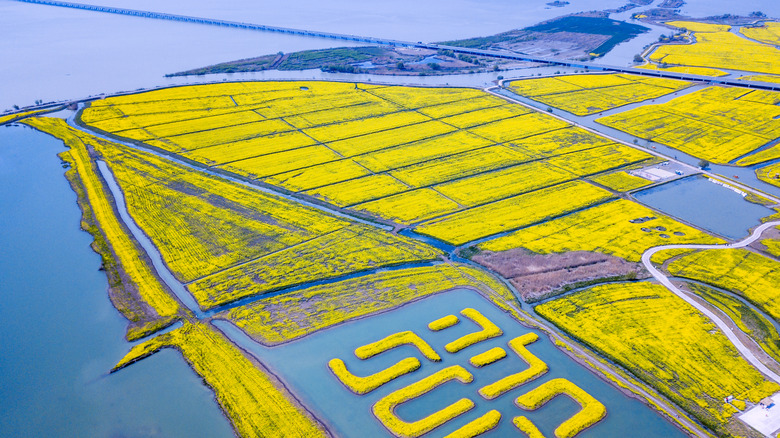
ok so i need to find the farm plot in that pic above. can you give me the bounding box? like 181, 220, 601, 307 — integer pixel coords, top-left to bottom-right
84, 130, 441, 311
757, 161, 780, 189
114, 321, 328, 438
668, 248, 780, 322
637, 63, 728, 77
536, 282, 780, 433
22, 117, 182, 332
222, 263, 517, 345
508, 73, 691, 115
188, 225, 442, 310
589, 170, 653, 192
81, 81, 658, 231
740, 22, 780, 46
478, 199, 723, 263
597, 85, 780, 165
650, 21, 780, 75
416, 181, 614, 246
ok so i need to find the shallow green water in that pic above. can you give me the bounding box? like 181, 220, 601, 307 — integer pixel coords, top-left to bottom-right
217, 288, 688, 437
0, 125, 234, 437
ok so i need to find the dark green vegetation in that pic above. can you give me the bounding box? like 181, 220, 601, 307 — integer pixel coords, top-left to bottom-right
525, 16, 648, 55
443, 15, 647, 57
169, 14, 650, 77
167, 47, 386, 76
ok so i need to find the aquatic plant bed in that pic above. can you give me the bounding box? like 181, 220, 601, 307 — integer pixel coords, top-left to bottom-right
215, 289, 688, 438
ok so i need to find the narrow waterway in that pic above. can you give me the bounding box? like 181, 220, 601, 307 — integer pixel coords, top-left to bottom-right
0, 124, 235, 437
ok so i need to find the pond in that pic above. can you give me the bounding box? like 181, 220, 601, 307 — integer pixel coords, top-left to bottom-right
215, 288, 687, 438
634, 175, 775, 240
0, 125, 235, 437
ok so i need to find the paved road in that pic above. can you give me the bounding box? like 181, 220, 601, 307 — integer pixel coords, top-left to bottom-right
642, 221, 780, 383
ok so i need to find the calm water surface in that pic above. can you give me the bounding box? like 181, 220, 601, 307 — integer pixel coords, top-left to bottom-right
0, 125, 234, 437
216, 289, 687, 438
634, 176, 775, 240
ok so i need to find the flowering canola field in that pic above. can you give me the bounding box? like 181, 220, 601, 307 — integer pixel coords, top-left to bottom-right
81, 81, 657, 242
597, 86, 780, 165
536, 282, 780, 432
668, 248, 780, 322
478, 199, 723, 262
650, 21, 780, 75
53, 79, 780, 437
508, 73, 691, 115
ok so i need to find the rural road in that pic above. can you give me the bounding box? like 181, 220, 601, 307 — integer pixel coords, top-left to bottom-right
642, 220, 780, 383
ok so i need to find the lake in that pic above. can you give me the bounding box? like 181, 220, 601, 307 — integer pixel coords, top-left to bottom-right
0, 125, 235, 437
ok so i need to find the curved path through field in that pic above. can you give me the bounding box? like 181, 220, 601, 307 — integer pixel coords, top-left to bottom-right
642, 220, 780, 383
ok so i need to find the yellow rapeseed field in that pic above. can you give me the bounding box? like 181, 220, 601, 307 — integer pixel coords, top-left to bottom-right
651, 21, 780, 75
93, 140, 348, 283
416, 95, 503, 118
22, 117, 182, 320
188, 225, 442, 309
514, 378, 606, 438
597, 86, 780, 165
664, 21, 731, 32
508, 73, 691, 116
0, 107, 56, 125
479, 333, 548, 400
444, 308, 503, 353
304, 174, 411, 207
353, 131, 492, 173
637, 63, 728, 77
114, 321, 327, 437
668, 248, 780, 321
479, 199, 723, 262
372, 365, 475, 438
81, 81, 668, 233
756, 161, 780, 188
536, 282, 780, 430
389, 146, 531, 188
740, 75, 780, 84
417, 181, 613, 245
444, 410, 501, 438
328, 357, 421, 395
352, 188, 461, 224
224, 264, 519, 345
589, 171, 653, 191
740, 22, 780, 45
689, 283, 780, 364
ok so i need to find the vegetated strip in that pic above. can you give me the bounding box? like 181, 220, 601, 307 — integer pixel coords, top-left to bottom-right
112, 321, 330, 437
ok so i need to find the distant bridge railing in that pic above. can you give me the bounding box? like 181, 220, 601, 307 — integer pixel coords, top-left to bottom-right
15, 0, 780, 91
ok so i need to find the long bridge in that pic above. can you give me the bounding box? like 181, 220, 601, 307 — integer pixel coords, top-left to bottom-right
15, 0, 780, 91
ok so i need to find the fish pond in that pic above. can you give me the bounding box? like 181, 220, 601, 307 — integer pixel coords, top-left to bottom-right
634, 175, 775, 240
216, 288, 687, 438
